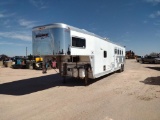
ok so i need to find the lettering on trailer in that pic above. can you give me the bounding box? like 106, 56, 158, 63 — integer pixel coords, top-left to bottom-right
36, 33, 48, 38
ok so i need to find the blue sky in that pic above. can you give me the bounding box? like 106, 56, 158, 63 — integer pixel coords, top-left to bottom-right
0, 0, 160, 57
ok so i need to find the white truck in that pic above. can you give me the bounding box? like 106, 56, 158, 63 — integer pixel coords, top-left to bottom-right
32, 23, 125, 85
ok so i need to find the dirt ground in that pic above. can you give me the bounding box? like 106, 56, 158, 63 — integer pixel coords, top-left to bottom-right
0, 59, 160, 120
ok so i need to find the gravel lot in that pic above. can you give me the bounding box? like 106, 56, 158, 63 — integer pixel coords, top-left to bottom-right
0, 59, 160, 120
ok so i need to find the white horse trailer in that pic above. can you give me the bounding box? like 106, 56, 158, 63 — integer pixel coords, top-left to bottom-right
32, 23, 125, 85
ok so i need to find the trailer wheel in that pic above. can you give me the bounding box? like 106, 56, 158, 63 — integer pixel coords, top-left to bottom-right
85, 78, 88, 86
122, 64, 124, 71
118, 64, 124, 73
84, 69, 88, 86
63, 76, 66, 84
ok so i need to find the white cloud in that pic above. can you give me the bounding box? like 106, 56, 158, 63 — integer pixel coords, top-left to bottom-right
0, 13, 5, 18
149, 11, 160, 18
18, 19, 36, 28
30, 0, 48, 9
3, 19, 10, 25
0, 19, 13, 28
143, 20, 148, 24
149, 14, 155, 18
0, 42, 27, 46
0, 12, 15, 18
154, 22, 160, 25
157, 11, 160, 15
146, 0, 160, 5
0, 32, 32, 41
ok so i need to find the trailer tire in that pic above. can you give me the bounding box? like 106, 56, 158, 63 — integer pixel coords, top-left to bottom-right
84, 69, 89, 86
118, 64, 124, 73
122, 64, 124, 71
85, 78, 88, 86
63, 76, 66, 84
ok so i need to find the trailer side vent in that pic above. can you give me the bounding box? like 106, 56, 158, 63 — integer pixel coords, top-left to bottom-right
104, 51, 107, 58
103, 65, 106, 71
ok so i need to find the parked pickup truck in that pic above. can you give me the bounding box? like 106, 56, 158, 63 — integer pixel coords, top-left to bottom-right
140, 56, 160, 64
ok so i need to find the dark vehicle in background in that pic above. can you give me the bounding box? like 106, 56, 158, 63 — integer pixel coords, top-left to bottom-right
140, 56, 160, 64
12, 56, 27, 69
154, 57, 160, 64
136, 56, 142, 62
12, 56, 43, 69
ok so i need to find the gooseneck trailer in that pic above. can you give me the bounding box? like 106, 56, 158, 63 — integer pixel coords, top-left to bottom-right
32, 23, 125, 85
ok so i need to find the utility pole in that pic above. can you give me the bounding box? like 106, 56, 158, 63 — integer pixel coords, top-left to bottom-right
26, 47, 27, 57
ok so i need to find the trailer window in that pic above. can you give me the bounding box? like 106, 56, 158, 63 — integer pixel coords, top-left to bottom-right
72, 37, 86, 48
115, 49, 117, 54
104, 51, 107, 58
118, 50, 119, 55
